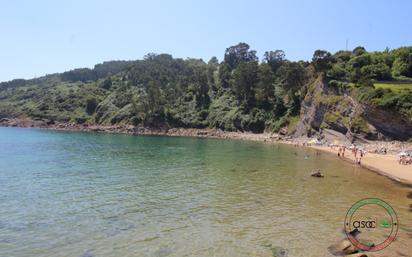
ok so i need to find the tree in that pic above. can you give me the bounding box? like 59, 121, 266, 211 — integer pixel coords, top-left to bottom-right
361, 63, 391, 80
276, 62, 305, 90
230, 61, 259, 106
192, 66, 210, 109
263, 50, 286, 73
349, 54, 372, 69
146, 81, 163, 116
85, 98, 98, 115
255, 63, 275, 109
207, 57, 219, 93
101, 78, 112, 90
333, 50, 352, 62
218, 62, 231, 89
352, 46, 367, 56
392, 47, 412, 77
312, 50, 332, 71
224, 43, 258, 69
327, 63, 348, 80
61, 68, 97, 82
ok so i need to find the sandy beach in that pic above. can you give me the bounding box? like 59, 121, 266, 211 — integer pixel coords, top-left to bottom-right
1, 117, 412, 185
310, 145, 412, 185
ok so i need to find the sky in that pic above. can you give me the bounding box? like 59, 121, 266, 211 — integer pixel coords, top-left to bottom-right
1, 0, 412, 82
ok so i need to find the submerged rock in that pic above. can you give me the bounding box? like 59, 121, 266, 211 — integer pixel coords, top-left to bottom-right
79, 250, 94, 257
328, 229, 372, 256
328, 229, 360, 256
270, 246, 288, 257
155, 246, 172, 257
328, 239, 358, 256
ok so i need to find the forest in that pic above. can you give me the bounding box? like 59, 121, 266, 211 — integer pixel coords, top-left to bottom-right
0, 43, 411, 134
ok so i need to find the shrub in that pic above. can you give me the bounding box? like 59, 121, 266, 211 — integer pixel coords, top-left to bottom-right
85, 98, 98, 114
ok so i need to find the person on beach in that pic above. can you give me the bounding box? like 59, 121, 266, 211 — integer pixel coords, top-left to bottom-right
342, 146, 346, 157
338, 147, 341, 157
399, 155, 405, 165
358, 150, 364, 164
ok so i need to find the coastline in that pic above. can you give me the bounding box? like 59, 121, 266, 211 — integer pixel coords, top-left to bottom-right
310, 145, 412, 186
1, 117, 412, 185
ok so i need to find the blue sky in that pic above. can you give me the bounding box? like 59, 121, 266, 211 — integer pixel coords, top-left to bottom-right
1, 0, 412, 81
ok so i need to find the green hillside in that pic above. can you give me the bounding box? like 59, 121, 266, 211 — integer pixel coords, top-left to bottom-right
1, 44, 411, 138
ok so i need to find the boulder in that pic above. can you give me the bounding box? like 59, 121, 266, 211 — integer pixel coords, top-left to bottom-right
328, 239, 358, 256
311, 171, 324, 178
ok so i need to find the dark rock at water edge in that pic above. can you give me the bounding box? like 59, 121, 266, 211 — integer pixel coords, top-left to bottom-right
311, 170, 324, 177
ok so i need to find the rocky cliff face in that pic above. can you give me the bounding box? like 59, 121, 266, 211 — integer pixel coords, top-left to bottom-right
362, 106, 412, 141
294, 76, 412, 141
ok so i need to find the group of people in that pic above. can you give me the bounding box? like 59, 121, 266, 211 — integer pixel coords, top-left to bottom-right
333, 144, 366, 164
351, 146, 366, 164
399, 154, 412, 165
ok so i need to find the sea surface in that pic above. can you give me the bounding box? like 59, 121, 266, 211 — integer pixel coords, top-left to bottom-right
0, 127, 411, 257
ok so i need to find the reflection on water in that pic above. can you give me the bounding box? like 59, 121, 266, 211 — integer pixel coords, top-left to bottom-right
0, 127, 411, 257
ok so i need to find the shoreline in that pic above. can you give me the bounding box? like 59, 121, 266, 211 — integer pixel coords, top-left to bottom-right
1, 117, 412, 185
310, 145, 412, 186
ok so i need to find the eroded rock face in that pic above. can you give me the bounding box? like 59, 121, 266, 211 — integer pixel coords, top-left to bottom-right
294, 77, 329, 137
294, 76, 356, 138
294, 75, 412, 141
362, 105, 412, 141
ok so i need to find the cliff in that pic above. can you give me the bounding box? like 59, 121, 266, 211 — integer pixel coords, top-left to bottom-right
295, 75, 412, 141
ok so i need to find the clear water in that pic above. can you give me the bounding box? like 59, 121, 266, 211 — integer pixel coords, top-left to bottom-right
0, 127, 411, 257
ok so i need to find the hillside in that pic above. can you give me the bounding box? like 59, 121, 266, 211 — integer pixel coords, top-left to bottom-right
1, 43, 411, 141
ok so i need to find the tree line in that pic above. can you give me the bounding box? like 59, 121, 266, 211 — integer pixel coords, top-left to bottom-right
1, 43, 411, 133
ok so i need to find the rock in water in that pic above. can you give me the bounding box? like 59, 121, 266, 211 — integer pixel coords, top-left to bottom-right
311, 171, 324, 177
270, 246, 288, 257
348, 228, 361, 238
329, 229, 364, 255
79, 250, 94, 257
155, 247, 172, 257
328, 239, 358, 256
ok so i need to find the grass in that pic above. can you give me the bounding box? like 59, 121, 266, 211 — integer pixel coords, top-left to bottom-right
287, 116, 300, 134
324, 111, 350, 127
374, 83, 412, 93
321, 95, 343, 106
351, 115, 370, 134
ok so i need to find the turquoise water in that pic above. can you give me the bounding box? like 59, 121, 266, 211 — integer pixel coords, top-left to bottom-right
0, 127, 411, 257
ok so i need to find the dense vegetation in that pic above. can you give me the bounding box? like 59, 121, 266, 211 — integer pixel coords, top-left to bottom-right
0, 43, 411, 134
323, 46, 412, 120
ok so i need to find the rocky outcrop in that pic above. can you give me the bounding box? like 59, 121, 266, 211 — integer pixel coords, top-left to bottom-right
294, 75, 358, 139
294, 76, 329, 137
294, 75, 412, 141
362, 105, 412, 141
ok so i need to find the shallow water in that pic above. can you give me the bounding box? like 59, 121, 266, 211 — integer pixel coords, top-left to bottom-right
0, 127, 411, 257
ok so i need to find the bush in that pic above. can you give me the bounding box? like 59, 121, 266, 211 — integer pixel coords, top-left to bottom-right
85, 98, 98, 114
101, 78, 112, 90
360, 63, 391, 80
351, 115, 370, 134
